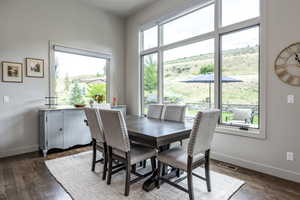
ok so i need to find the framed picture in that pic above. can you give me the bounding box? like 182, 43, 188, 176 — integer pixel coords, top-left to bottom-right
26, 58, 44, 78
2, 61, 23, 83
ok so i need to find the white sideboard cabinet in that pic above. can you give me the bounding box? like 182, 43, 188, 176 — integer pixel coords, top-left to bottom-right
39, 106, 126, 157
39, 109, 91, 157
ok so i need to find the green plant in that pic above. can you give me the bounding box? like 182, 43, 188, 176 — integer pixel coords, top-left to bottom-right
200, 64, 214, 74
144, 56, 157, 93
87, 84, 106, 101
69, 81, 85, 105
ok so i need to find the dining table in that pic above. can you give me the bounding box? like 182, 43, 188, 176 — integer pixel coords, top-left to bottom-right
125, 115, 193, 191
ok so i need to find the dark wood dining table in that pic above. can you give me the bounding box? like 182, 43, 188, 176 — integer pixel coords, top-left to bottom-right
125, 115, 193, 191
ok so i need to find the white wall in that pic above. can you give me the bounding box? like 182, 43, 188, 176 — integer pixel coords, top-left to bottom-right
0, 0, 125, 157
125, 0, 300, 182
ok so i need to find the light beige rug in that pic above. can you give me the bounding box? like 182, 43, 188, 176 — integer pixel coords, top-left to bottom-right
45, 151, 244, 200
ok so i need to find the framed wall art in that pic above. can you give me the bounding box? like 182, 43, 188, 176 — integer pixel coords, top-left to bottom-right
26, 58, 44, 78
2, 61, 23, 83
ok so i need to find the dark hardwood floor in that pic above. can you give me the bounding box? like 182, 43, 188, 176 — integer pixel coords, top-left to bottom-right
0, 147, 299, 200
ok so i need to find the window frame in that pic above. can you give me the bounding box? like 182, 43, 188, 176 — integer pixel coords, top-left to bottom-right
49, 42, 111, 104
139, 0, 266, 139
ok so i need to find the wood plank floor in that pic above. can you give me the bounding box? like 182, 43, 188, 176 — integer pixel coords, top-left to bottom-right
0, 147, 299, 200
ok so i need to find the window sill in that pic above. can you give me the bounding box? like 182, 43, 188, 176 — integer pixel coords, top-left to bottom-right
215, 126, 266, 140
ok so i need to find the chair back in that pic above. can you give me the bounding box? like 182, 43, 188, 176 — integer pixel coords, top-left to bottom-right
97, 103, 111, 109
147, 104, 164, 119
162, 104, 187, 122
187, 110, 220, 157
84, 108, 105, 143
99, 109, 130, 152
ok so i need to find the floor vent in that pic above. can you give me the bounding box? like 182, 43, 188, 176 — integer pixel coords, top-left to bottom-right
217, 162, 239, 171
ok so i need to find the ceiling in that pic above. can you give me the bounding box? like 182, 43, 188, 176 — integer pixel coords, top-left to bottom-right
77, 0, 159, 16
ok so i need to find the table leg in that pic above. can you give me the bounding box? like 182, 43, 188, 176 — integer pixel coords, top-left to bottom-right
143, 144, 181, 192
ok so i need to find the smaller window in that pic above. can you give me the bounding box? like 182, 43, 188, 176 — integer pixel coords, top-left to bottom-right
142, 26, 158, 50
221, 0, 260, 27
163, 4, 215, 45
54, 51, 109, 106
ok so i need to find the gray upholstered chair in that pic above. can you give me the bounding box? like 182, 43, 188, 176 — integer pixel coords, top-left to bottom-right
162, 104, 187, 148
162, 104, 187, 122
99, 109, 157, 196
84, 108, 107, 180
147, 104, 164, 119
156, 110, 220, 200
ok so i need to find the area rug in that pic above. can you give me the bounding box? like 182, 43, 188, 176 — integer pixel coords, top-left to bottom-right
45, 151, 244, 200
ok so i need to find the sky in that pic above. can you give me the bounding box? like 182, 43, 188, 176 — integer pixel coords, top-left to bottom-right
144, 0, 260, 61
55, 52, 107, 78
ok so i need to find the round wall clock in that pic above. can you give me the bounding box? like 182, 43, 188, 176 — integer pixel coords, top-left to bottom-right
275, 42, 300, 86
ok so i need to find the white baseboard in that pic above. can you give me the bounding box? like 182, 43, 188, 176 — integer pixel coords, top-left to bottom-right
1, 145, 299, 183
211, 151, 300, 183
0, 144, 39, 158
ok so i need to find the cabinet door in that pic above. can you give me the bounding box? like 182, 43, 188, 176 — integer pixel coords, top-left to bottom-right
63, 110, 92, 149
46, 111, 64, 150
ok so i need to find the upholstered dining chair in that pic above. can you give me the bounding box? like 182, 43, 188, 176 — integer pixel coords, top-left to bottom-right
162, 104, 187, 122
147, 104, 164, 119
84, 108, 108, 180
156, 110, 220, 200
99, 109, 157, 196
162, 104, 187, 148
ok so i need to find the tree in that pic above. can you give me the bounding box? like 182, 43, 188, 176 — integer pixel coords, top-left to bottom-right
144, 55, 157, 92
87, 84, 106, 100
200, 64, 214, 74
69, 81, 85, 105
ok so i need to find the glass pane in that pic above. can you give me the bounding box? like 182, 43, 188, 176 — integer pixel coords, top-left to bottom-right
163, 39, 215, 117
222, 0, 260, 27
163, 4, 214, 45
143, 53, 158, 114
221, 26, 260, 129
143, 26, 158, 50
54, 52, 107, 106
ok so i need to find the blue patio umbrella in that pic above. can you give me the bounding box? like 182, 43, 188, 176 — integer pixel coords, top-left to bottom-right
181, 73, 242, 108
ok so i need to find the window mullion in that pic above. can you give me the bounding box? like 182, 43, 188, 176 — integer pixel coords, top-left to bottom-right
215, 0, 221, 110
158, 25, 164, 104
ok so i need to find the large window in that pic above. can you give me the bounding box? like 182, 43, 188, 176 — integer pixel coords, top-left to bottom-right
53, 47, 109, 106
221, 0, 260, 27
140, 0, 262, 133
163, 4, 215, 45
163, 39, 215, 117
220, 26, 260, 129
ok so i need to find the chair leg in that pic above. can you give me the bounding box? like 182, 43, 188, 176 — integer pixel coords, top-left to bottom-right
107, 147, 113, 185
187, 156, 194, 200
91, 139, 96, 172
102, 144, 108, 180
156, 161, 161, 189
125, 153, 131, 196
176, 169, 181, 177
150, 157, 156, 172
187, 170, 194, 200
162, 164, 166, 176
132, 164, 136, 173
205, 150, 211, 192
